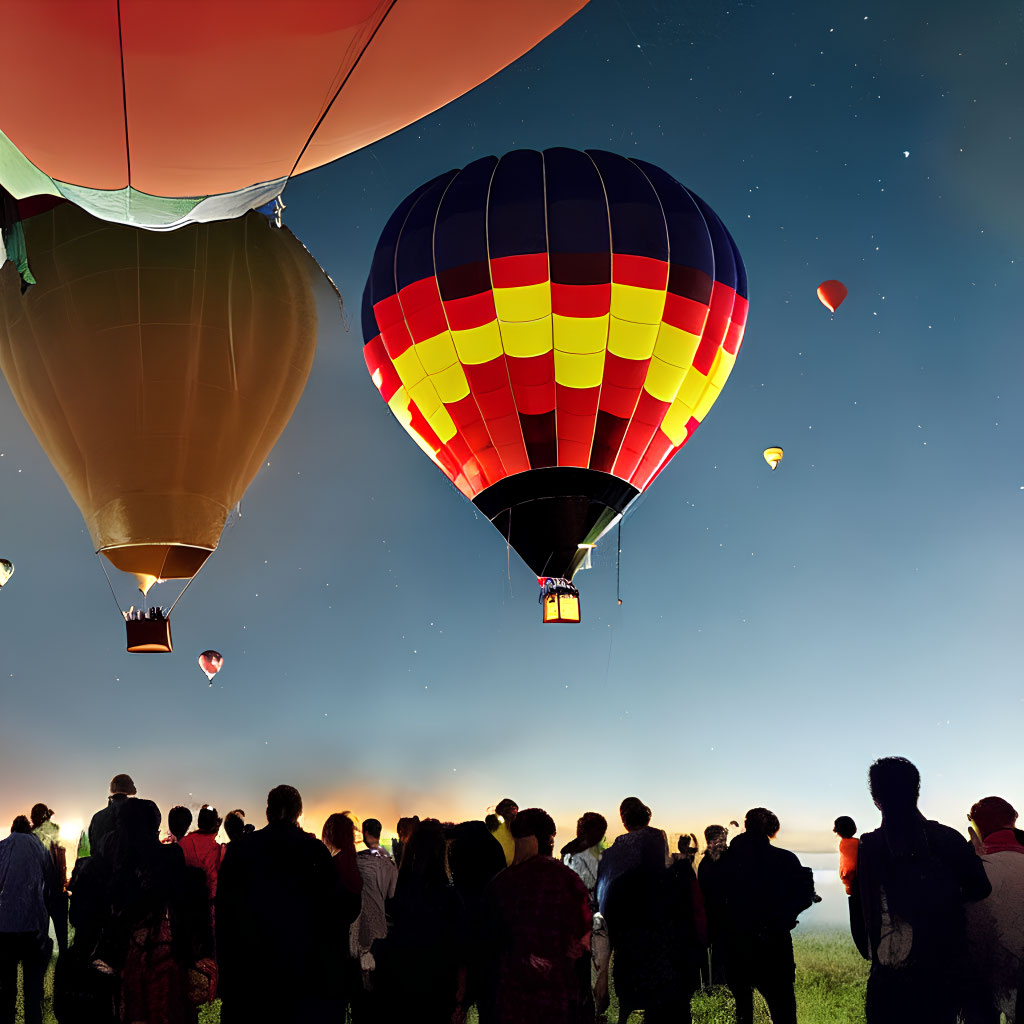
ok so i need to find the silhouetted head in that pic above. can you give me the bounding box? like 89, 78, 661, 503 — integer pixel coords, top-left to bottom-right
970, 796, 1018, 839
495, 799, 518, 823
620, 796, 652, 831
322, 812, 356, 853
868, 757, 920, 815
511, 807, 556, 857
399, 818, 450, 884
29, 804, 53, 828
119, 798, 162, 840
677, 832, 698, 859
576, 811, 607, 850
362, 818, 382, 847
833, 816, 857, 839
197, 806, 222, 834
744, 807, 780, 839
110, 773, 137, 796
167, 805, 192, 840
224, 809, 246, 842
396, 816, 420, 843
485, 813, 501, 833
11, 815, 32, 834
266, 785, 302, 824
704, 824, 728, 844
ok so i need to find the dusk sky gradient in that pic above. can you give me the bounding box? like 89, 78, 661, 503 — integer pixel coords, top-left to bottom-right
1, 0, 1021, 868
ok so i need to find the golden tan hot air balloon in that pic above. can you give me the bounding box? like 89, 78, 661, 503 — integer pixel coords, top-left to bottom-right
0, 201, 326, 650
763, 447, 784, 471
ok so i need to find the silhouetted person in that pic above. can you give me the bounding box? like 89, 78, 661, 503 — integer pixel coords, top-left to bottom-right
723, 807, 815, 1024
65, 799, 204, 1022
834, 815, 858, 894
596, 797, 669, 916
29, 804, 67, 954
10, 817, 32, 835
392, 815, 420, 865
0, 818, 56, 1024
491, 799, 518, 867
164, 805, 192, 845
602, 805, 704, 1024
88, 773, 136, 856
961, 796, 1024, 1022
444, 818, 507, 1024
379, 819, 468, 1023
216, 785, 343, 1023
698, 824, 730, 986
321, 814, 363, 1023
349, 816, 398, 1021
562, 812, 611, 1015
852, 756, 990, 1024
482, 807, 592, 1024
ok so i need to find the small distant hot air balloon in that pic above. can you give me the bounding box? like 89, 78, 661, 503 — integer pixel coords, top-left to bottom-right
817, 280, 847, 313
198, 651, 224, 686
763, 447, 784, 471
0, 559, 13, 588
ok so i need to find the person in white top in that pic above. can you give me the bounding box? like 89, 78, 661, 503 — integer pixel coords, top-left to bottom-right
561, 811, 610, 1014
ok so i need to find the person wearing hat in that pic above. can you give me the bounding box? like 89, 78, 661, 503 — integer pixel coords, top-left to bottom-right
962, 796, 1024, 1022
87, 773, 137, 857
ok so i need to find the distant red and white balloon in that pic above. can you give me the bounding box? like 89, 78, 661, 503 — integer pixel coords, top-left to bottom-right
817, 279, 848, 313
198, 650, 224, 685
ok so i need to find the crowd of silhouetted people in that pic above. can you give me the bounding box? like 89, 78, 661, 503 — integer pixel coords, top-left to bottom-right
1, 755, 1023, 1023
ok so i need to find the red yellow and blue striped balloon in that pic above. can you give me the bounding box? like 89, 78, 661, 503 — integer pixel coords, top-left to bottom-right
362, 148, 748, 583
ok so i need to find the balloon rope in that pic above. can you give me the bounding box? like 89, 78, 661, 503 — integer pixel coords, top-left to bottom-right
506, 506, 512, 598
616, 521, 622, 604
97, 555, 126, 617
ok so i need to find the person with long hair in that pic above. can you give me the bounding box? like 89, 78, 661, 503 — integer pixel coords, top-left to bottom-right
379, 819, 468, 1023
321, 812, 364, 1023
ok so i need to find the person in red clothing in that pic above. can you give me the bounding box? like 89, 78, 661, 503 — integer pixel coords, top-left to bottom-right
180, 806, 223, 912
482, 807, 593, 1024
834, 816, 859, 895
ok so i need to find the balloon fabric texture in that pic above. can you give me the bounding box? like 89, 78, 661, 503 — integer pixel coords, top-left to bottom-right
362, 149, 748, 582
0, 1, 587, 230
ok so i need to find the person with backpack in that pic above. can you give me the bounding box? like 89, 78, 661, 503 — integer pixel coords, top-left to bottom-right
852, 756, 991, 1023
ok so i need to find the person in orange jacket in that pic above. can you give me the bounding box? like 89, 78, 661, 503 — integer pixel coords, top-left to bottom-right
834, 816, 858, 895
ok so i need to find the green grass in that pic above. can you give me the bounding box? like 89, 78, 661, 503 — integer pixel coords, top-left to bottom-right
18, 928, 867, 1023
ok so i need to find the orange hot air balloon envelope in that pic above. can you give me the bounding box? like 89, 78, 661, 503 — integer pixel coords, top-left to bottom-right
0, 0, 588, 228
817, 279, 847, 313
0, 202, 323, 595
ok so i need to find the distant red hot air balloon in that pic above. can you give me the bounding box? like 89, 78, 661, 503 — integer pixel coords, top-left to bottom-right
817, 280, 847, 313
198, 651, 224, 686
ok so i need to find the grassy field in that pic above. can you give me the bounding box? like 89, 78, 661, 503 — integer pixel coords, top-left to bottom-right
18, 927, 867, 1023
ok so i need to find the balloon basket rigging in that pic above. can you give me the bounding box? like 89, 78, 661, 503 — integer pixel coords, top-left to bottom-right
539, 578, 581, 624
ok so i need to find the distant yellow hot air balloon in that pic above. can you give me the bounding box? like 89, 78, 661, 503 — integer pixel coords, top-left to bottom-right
0, 558, 13, 588
0, 202, 328, 650
763, 447, 784, 471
